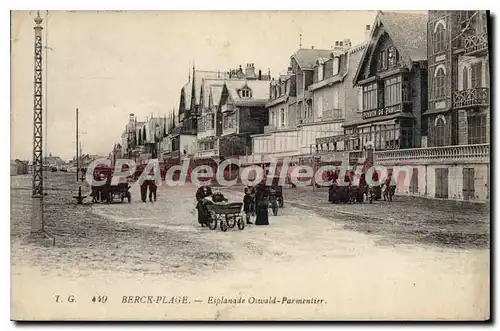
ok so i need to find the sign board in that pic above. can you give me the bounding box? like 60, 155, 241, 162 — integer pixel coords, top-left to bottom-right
361, 105, 402, 120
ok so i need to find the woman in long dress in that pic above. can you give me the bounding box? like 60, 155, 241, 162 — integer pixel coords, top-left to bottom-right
254, 182, 270, 226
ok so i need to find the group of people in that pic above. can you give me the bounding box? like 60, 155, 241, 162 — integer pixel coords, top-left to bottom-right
195, 182, 273, 227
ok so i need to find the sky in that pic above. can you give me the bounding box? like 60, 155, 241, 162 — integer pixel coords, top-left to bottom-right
11, 10, 379, 161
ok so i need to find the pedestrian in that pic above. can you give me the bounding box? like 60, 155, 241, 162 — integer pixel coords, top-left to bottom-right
254, 182, 270, 226
243, 185, 256, 224
140, 181, 148, 202
148, 180, 157, 202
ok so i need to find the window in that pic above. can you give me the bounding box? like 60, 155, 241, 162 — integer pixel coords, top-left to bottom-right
318, 64, 324, 81
471, 62, 482, 88
434, 67, 446, 99
271, 111, 276, 126
434, 23, 445, 53
280, 108, 285, 127
379, 50, 387, 70
388, 46, 399, 67
384, 76, 402, 106
468, 113, 487, 144
332, 57, 340, 75
435, 116, 446, 146
241, 88, 251, 98
462, 67, 469, 90
317, 95, 323, 118
362, 83, 377, 110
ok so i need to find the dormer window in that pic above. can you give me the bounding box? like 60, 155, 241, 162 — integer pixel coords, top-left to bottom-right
241, 88, 251, 98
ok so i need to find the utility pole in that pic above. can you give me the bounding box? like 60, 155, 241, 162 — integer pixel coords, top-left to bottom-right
76, 108, 79, 182
30, 11, 53, 245
31, 11, 44, 233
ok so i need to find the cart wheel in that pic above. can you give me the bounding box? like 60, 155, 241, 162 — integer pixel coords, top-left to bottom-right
207, 213, 217, 230
237, 218, 245, 230
278, 198, 284, 208
226, 216, 236, 228
220, 220, 228, 232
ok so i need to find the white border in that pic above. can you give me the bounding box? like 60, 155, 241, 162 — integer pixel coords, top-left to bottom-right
3, 1, 497, 329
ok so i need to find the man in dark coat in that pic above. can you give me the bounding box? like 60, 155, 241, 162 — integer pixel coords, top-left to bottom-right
243, 185, 256, 224
148, 180, 157, 202
140, 181, 148, 202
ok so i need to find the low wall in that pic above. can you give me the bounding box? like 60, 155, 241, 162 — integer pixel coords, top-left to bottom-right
374, 144, 490, 203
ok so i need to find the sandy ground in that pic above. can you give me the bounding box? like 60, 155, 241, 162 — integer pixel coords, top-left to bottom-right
11, 173, 490, 320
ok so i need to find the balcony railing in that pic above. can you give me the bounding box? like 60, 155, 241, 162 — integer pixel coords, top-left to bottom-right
463, 32, 488, 56
453, 87, 489, 109
374, 144, 490, 165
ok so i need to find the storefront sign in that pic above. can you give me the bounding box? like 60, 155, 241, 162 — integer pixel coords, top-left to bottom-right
362, 105, 402, 119
385, 104, 401, 115
362, 109, 383, 119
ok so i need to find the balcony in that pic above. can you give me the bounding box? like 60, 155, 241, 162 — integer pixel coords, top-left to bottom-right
463, 32, 488, 56
374, 144, 490, 165
453, 87, 489, 109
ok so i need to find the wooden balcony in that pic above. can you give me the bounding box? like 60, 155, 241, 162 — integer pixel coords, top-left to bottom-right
463, 32, 488, 56
374, 144, 490, 165
453, 87, 489, 109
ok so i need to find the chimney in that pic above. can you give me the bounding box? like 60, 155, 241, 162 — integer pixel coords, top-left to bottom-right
245, 63, 256, 79
287, 66, 293, 75
258, 69, 262, 80
311, 46, 315, 49
365, 25, 371, 41
333, 40, 344, 53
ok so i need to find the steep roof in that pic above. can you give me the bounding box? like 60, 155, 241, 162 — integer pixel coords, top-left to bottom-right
193, 70, 222, 109
210, 85, 224, 107
201, 78, 225, 107
291, 48, 333, 70
224, 80, 270, 104
380, 11, 428, 62
353, 11, 427, 85
181, 70, 222, 110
